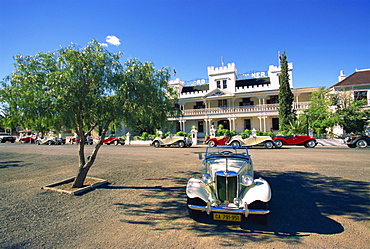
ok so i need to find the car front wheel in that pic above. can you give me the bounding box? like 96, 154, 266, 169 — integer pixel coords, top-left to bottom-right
231, 141, 240, 147
264, 141, 274, 149
187, 197, 206, 220
153, 141, 160, 148
248, 201, 268, 225
304, 140, 317, 148
356, 139, 368, 148
114, 140, 119, 146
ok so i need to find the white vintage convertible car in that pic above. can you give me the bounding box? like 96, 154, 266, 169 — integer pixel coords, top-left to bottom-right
186, 146, 271, 224
227, 135, 275, 149
151, 135, 192, 148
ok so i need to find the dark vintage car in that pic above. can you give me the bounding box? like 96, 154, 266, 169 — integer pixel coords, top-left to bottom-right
344, 135, 370, 148
103, 136, 125, 146
272, 135, 317, 148
186, 146, 271, 224
203, 136, 230, 147
0, 133, 16, 143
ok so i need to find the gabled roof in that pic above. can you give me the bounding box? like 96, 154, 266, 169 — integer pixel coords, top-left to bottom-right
331, 69, 370, 88
204, 88, 235, 98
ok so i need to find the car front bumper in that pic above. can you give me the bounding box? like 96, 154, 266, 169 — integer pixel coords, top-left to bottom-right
188, 203, 270, 217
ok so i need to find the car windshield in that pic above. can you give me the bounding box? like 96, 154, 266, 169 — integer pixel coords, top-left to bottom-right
204, 157, 250, 175
205, 146, 249, 157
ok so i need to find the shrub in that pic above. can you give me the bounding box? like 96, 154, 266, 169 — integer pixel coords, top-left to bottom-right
176, 131, 187, 137
141, 132, 149, 141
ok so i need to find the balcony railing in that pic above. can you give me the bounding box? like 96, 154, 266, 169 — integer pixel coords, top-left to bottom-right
182, 102, 310, 116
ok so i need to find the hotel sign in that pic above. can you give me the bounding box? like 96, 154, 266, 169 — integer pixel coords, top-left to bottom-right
238, 71, 268, 79
185, 78, 208, 86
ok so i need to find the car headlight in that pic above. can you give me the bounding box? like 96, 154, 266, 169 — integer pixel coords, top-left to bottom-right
234, 197, 242, 206
202, 173, 212, 184
241, 174, 253, 186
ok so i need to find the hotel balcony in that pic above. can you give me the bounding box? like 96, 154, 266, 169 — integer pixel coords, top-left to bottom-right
178, 102, 310, 118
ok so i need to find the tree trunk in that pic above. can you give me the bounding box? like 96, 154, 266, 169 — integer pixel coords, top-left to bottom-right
72, 125, 108, 188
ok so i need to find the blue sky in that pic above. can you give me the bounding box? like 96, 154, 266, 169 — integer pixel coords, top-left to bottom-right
0, 0, 369, 88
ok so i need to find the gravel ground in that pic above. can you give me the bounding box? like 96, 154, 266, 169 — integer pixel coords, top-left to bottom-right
0, 143, 369, 248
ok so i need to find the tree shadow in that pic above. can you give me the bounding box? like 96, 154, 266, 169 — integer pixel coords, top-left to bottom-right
109, 170, 369, 245
0, 160, 28, 169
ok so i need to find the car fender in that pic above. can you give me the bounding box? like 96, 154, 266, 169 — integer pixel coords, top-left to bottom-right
250, 136, 273, 145
227, 136, 244, 145
186, 178, 212, 203
242, 178, 271, 205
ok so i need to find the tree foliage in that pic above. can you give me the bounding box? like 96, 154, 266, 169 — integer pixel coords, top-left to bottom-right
0, 40, 179, 187
306, 88, 338, 135
278, 51, 295, 133
333, 92, 370, 133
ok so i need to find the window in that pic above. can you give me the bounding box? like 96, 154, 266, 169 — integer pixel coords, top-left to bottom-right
218, 120, 230, 130
223, 80, 227, 89
244, 119, 251, 130
216, 80, 221, 89
267, 95, 278, 104
198, 121, 204, 133
193, 101, 205, 109
354, 91, 367, 101
239, 98, 254, 106
272, 118, 279, 130
218, 99, 227, 108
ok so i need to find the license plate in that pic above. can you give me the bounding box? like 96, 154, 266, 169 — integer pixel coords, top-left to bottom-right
213, 213, 241, 222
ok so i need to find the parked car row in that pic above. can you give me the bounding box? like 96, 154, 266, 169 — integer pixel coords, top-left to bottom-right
3, 133, 370, 149
1, 134, 126, 146
204, 135, 318, 149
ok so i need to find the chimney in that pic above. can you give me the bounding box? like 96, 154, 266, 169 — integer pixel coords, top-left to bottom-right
338, 70, 346, 82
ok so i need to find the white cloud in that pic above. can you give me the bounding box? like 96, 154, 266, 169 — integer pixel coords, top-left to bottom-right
100, 43, 108, 47
106, 35, 121, 46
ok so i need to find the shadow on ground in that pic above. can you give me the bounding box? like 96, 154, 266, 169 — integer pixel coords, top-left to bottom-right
109, 170, 369, 245
0, 160, 29, 169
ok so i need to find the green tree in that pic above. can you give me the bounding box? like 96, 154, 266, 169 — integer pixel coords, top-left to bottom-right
306, 88, 337, 135
278, 51, 295, 133
335, 94, 369, 133
0, 40, 179, 188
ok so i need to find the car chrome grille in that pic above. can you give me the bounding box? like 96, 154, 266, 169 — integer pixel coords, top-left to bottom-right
216, 173, 237, 203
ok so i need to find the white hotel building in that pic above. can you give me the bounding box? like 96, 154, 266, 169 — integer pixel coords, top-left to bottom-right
168, 62, 322, 137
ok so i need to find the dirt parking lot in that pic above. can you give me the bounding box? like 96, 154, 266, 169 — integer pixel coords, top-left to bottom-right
0, 143, 369, 248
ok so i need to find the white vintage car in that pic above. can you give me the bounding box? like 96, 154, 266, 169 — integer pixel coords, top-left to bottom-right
151, 135, 192, 148
36, 136, 65, 145
186, 146, 271, 224
227, 135, 275, 149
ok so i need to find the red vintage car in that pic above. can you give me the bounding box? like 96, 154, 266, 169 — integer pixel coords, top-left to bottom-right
103, 136, 125, 146
203, 136, 230, 147
272, 135, 317, 148
69, 136, 93, 145
19, 136, 35, 143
